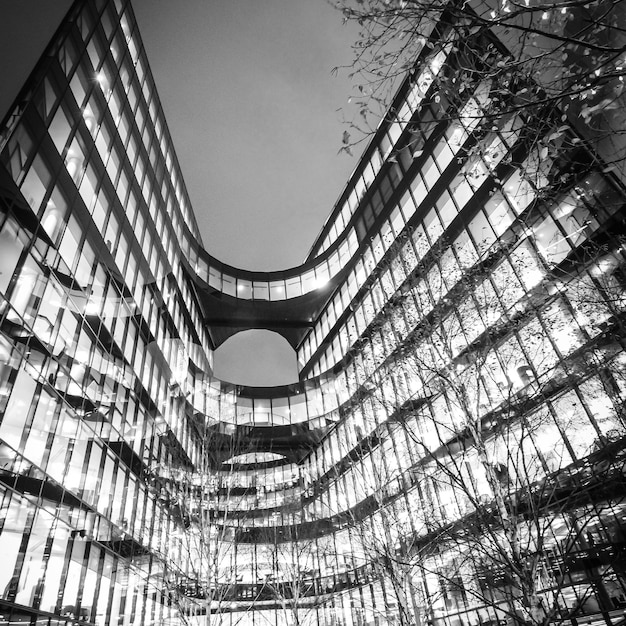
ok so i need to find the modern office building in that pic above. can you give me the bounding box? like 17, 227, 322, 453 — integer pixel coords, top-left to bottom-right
1, 0, 626, 625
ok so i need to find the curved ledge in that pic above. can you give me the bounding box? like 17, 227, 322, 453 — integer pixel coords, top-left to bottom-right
188, 258, 348, 348
203, 422, 328, 468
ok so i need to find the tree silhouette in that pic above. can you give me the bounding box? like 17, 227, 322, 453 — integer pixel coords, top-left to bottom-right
334, 0, 626, 183
336, 224, 626, 626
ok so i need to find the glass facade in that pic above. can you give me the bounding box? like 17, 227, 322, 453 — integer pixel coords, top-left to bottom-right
0, 1, 625, 625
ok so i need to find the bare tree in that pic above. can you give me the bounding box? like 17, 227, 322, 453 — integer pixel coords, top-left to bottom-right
253, 527, 334, 626
346, 486, 424, 625
142, 417, 260, 626
334, 0, 626, 180
332, 223, 626, 626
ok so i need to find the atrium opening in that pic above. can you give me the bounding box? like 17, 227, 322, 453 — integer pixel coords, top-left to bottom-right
213, 329, 299, 386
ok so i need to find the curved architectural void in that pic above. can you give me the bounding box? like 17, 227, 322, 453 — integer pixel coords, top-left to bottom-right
213, 329, 299, 386
224, 452, 288, 466
1, 1, 626, 626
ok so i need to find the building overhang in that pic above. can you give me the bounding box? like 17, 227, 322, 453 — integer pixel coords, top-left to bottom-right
186, 262, 348, 349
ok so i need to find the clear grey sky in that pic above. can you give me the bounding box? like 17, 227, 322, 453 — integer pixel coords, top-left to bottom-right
132, 0, 357, 272
0, 0, 359, 385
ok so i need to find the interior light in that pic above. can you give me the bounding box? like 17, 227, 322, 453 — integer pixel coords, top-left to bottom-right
553, 202, 576, 219
592, 259, 615, 276
78, 353, 92, 367
84, 299, 100, 315
522, 266, 545, 289
574, 312, 590, 327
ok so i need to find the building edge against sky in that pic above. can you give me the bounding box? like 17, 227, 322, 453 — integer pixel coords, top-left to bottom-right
1, 0, 626, 625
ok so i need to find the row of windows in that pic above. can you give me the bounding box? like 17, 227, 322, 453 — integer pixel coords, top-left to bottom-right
297, 78, 519, 374
0, 484, 176, 624
302, 258, 625, 505
0, 6, 228, 611
313, 40, 454, 257
194, 227, 357, 302
1, 1, 626, 624
2, 56, 620, 544
0, 208, 203, 459
302, 124, 617, 379
180, 50, 448, 303
171, 240, 625, 521
151, 487, 626, 624
0, 0, 220, 440
7, 154, 620, 560
127, 44, 461, 307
